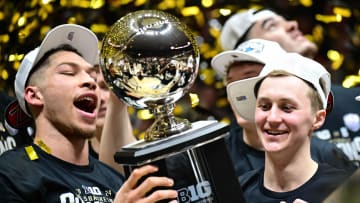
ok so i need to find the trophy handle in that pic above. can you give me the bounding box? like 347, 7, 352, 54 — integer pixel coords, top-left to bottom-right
145, 103, 191, 141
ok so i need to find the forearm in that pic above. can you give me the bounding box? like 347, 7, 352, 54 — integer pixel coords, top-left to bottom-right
99, 92, 136, 174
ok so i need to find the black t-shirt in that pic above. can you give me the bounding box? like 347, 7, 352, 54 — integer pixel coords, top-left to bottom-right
239, 163, 351, 203
0, 143, 125, 202
226, 114, 358, 178
226, 123, 265, 177
313, 85, 360, 166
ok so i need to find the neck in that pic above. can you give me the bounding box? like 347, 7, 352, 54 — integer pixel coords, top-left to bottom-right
90, 126, 102, 154
242, 127, 263, 150
34, 118, 90, 165
263, 145, 318, 192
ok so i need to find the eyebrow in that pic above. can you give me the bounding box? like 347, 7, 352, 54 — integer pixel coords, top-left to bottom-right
260, 17, 274, 30
57, 61, 95, 73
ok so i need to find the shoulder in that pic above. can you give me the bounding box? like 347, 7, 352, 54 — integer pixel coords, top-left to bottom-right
305, 163, 354, 201
310, 136, 340, 153
331, 84, 359, 96
0, 146, 38, 180
0, 146, 28, 163
329, 85, 360, 110
238, 168, 264, 201
89, 156, 125, 181
316, 163, 353, 181
310, 136, 358, 174
239, 168, 262, 189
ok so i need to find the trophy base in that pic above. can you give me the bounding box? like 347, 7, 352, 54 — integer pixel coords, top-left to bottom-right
116, 120, 226, 165
115, 120, 245, 203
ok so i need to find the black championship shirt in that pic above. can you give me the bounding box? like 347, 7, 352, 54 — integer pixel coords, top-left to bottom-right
239, 163, 351, 203
0, 143, 125, 202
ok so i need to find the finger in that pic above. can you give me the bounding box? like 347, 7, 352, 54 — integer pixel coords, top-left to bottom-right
122, 165, 159, 191
144, 189, 178, 203
136, 176, 174, 197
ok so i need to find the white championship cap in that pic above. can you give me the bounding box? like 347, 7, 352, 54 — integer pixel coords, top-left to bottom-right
227, 52, 332, 121
211, 38, 286, 78
220, 9, 277, 51
14, 24, 99, 116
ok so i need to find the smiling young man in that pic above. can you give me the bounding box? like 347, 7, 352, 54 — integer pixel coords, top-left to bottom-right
220, 8, 360, 167
0, 24, 177, 203
227, 52, 352, 202
211, 38, 357, 177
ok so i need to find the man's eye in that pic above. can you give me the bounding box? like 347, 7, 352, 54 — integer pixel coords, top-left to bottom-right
282, 105, 294, 112
266, 23, 277, 31
61, 71, 75, 75
58, 65, 75, 75
258, 103, 270, 111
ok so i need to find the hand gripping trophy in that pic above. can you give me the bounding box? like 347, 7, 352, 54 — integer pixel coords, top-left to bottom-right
100, 10, 244, 203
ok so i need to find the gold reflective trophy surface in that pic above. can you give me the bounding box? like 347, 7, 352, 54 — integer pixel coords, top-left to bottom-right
102, 11, 245, 203
100, 10, 200, 141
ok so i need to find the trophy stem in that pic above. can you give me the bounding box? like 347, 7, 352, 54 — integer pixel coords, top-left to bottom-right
145, 103, 191, 141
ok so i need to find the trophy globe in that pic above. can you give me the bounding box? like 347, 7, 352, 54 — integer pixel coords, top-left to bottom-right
100, 10, 200, 142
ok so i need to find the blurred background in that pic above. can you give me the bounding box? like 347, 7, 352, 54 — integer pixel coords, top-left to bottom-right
1, 0, 359, 137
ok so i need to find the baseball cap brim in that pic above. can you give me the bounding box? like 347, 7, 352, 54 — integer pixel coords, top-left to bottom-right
228, 77, 335, 122
227, 76, 262, 121
227, 53, 332, 121
34, 24, 99, 70
211, 39, 287, 79
211, 50, 265, 79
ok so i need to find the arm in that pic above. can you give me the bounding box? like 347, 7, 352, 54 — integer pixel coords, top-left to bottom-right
99, 92, 136, 174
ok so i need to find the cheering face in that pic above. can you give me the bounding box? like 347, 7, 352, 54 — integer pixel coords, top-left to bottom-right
248, 14, 318, 58
254, 75, 318, 154
26, 51, 100, 139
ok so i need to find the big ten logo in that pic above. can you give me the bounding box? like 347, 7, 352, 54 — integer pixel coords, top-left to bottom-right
82, 185, 102, 195
177, 180, 213, 203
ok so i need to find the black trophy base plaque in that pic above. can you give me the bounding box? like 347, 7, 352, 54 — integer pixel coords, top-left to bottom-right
115, 120, 245, 203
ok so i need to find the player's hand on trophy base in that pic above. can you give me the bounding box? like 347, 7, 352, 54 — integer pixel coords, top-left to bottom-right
114, 165, 178, 203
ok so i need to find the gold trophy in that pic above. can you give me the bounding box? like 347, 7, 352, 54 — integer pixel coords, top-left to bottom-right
100, 10, 244, 203
100, 9, 198, 141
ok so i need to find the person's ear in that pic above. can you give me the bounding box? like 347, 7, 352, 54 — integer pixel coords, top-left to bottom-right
312, 109, 326, 130
24, 86, 43, 107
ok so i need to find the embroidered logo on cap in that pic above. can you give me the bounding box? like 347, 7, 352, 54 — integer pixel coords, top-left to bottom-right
237, 41, 265, 54
67, 32, 74, 41
236, 95, 247, 101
